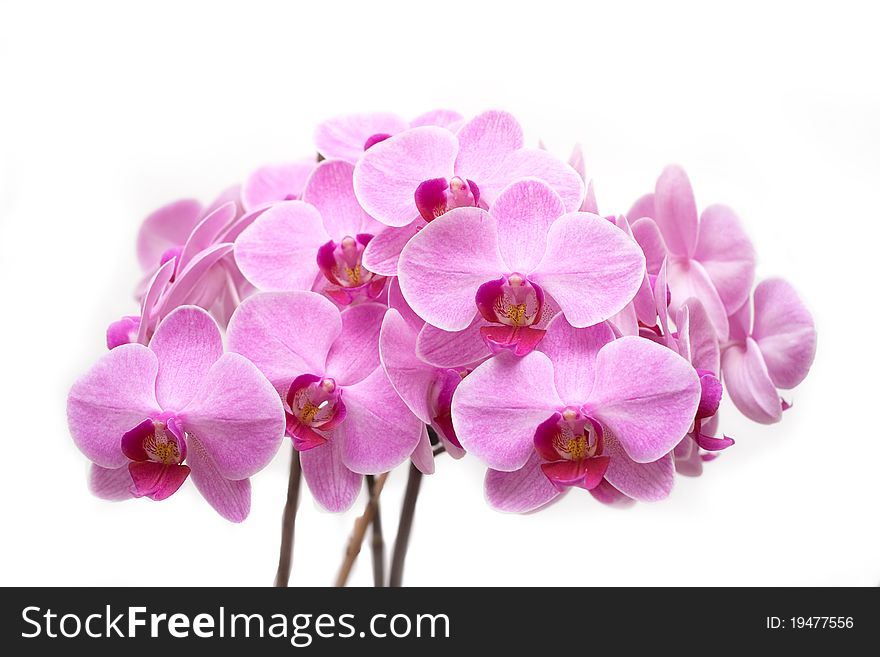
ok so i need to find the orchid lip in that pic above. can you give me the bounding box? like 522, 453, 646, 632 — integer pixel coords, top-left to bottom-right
533, 409, 608, 490
414, 176, 479, 223
285, 373, 346, 451
120, 416, 191, 501
316, 233, 387, 304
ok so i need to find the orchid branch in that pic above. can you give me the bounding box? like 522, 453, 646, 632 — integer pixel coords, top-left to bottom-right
274, 445, 302, 587
365, 474, 386, 587
389, 460, 424, 587
335, 471, 389, 587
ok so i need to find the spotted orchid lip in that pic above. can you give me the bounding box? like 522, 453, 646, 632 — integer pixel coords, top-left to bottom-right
120, 416, 191, 500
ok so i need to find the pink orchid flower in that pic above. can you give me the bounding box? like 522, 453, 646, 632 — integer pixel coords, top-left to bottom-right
314, 109, 464, 164
226, 290, 423, 512
397, 177, 646, 360
234, 159, 389, 306
629, 165, 756, 340
68, 306, 285, 522
721, 278, 816, 424
378, 280, 471, 473
451, 316, 701, 512
353, 110, 585, 277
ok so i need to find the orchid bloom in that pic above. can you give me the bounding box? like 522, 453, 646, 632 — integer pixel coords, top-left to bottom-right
451, 316, 701, 512
629, 165, 756, 340
722, 278, 816, 424
234, 159, 389, 306
68, 306, 285, 521
378, 280, 471, 474
314, 109, 464, 164
397, 178, 646, 361
226, 290, 422, 512
353, 110, 585, 277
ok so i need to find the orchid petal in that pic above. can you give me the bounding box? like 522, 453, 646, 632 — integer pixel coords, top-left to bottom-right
362, 220, 421, 277
666, 258, 729, 340
489, 178, 565, 272
454, 110, 524, 185
538, 316, 614, 404
68, 344, 160, 469
752, 278, 816, 389
654, 165, 698, 258
694, 204, 756, 313
148, 306, 223, 411
416, 317, 491, 368
483, 148, 584, 211
398, 207, 505, 331
531, 212, 645, 328
186, 435, 250, 522
302, 159, 374, 238
353, 126, 458, 227
631, 217, 668, 275
300, 439, 362, 512
325, 303, 385, 386
241, 160, 315, 211
587, 336, 701, 462
136, 199, 202, 271
484, 452, 562, 513
603, 436, 674, 502
315, 112, 409, 163
234, 201, 329, 291
89, 464, 134, 501
226, 291, 342, 394
452, 351, 561, 471
379, 309, 435, 424
721, 337, 783, 424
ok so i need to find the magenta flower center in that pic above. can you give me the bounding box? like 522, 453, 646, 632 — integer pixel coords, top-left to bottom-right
120, 417, 191, 501
476, 273, 544, 327
285, 374, 348, 452
534, 409, 610, 491
316, 234, 387, 305
414, 176, 480, 223
288, 376, 343, 428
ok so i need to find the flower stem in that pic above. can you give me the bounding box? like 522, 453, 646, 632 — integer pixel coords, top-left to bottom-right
335, 472, 388, 587
365, 475, 385, 587
389, 461, 423, 587
274, 445, 302, 587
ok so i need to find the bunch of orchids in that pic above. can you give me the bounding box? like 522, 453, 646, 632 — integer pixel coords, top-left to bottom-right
67, 110, 817, 586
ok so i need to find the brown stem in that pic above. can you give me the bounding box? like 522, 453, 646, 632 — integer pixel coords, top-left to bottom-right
335, 472, 389, 587
389, 462, 423, 587
273, 446, 302, 587
365, 475, 386, 587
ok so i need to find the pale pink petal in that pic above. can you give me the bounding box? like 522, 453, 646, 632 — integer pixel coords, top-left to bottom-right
148, 306, 223, 411
587, 337, 701, 462
538, 316, 614, 404
302, 159, 374, 238
180, 353, 285, 480
721, 337, 783, 424
616, 216, 656, 325
752, 278, 816, 389
627, 193, 655, 222
67, 344, 160, 468
233, 201, 329, 291
155, 243, 233, 317
136, 199, 203, 271
300, 439, 363, 512
531, 213, 646, 328
454, 110, 524, 185
609, 303, 639, 337
187, 435, 251, 522
630, 217, 668, 275
89, 464, 134, 501
680, 297, 721, 375
362, 220, 421, 277
654, 165, 698, 258
483, 148, 584, 211
603, 436, 674, 502
338, 367, 422, 474
387, 277, 424, 331
451, 352, 561, 471
241, 159, 315, 211
568, 143, 586, 181
353, 126, 458, 227
489, 178, 565, 272
728, 296, 752, 343
694, 204, 756, 313
325, 303, 385, 386
397, 207, 505, 331
178, 202, 238, 271
315, 112, 409, 163
588, 479, 634, 507
416, 317, 491, 368
410, 426, 436, 475
226, 291, 342, 393
666, 258, 729, 340
410, 109, 463, 128
484, 452, 562, 513
136, 259, 176, 344
379, 309, 436, 424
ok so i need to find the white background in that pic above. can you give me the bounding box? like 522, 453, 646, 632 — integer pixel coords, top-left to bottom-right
1, 0, 878, 587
